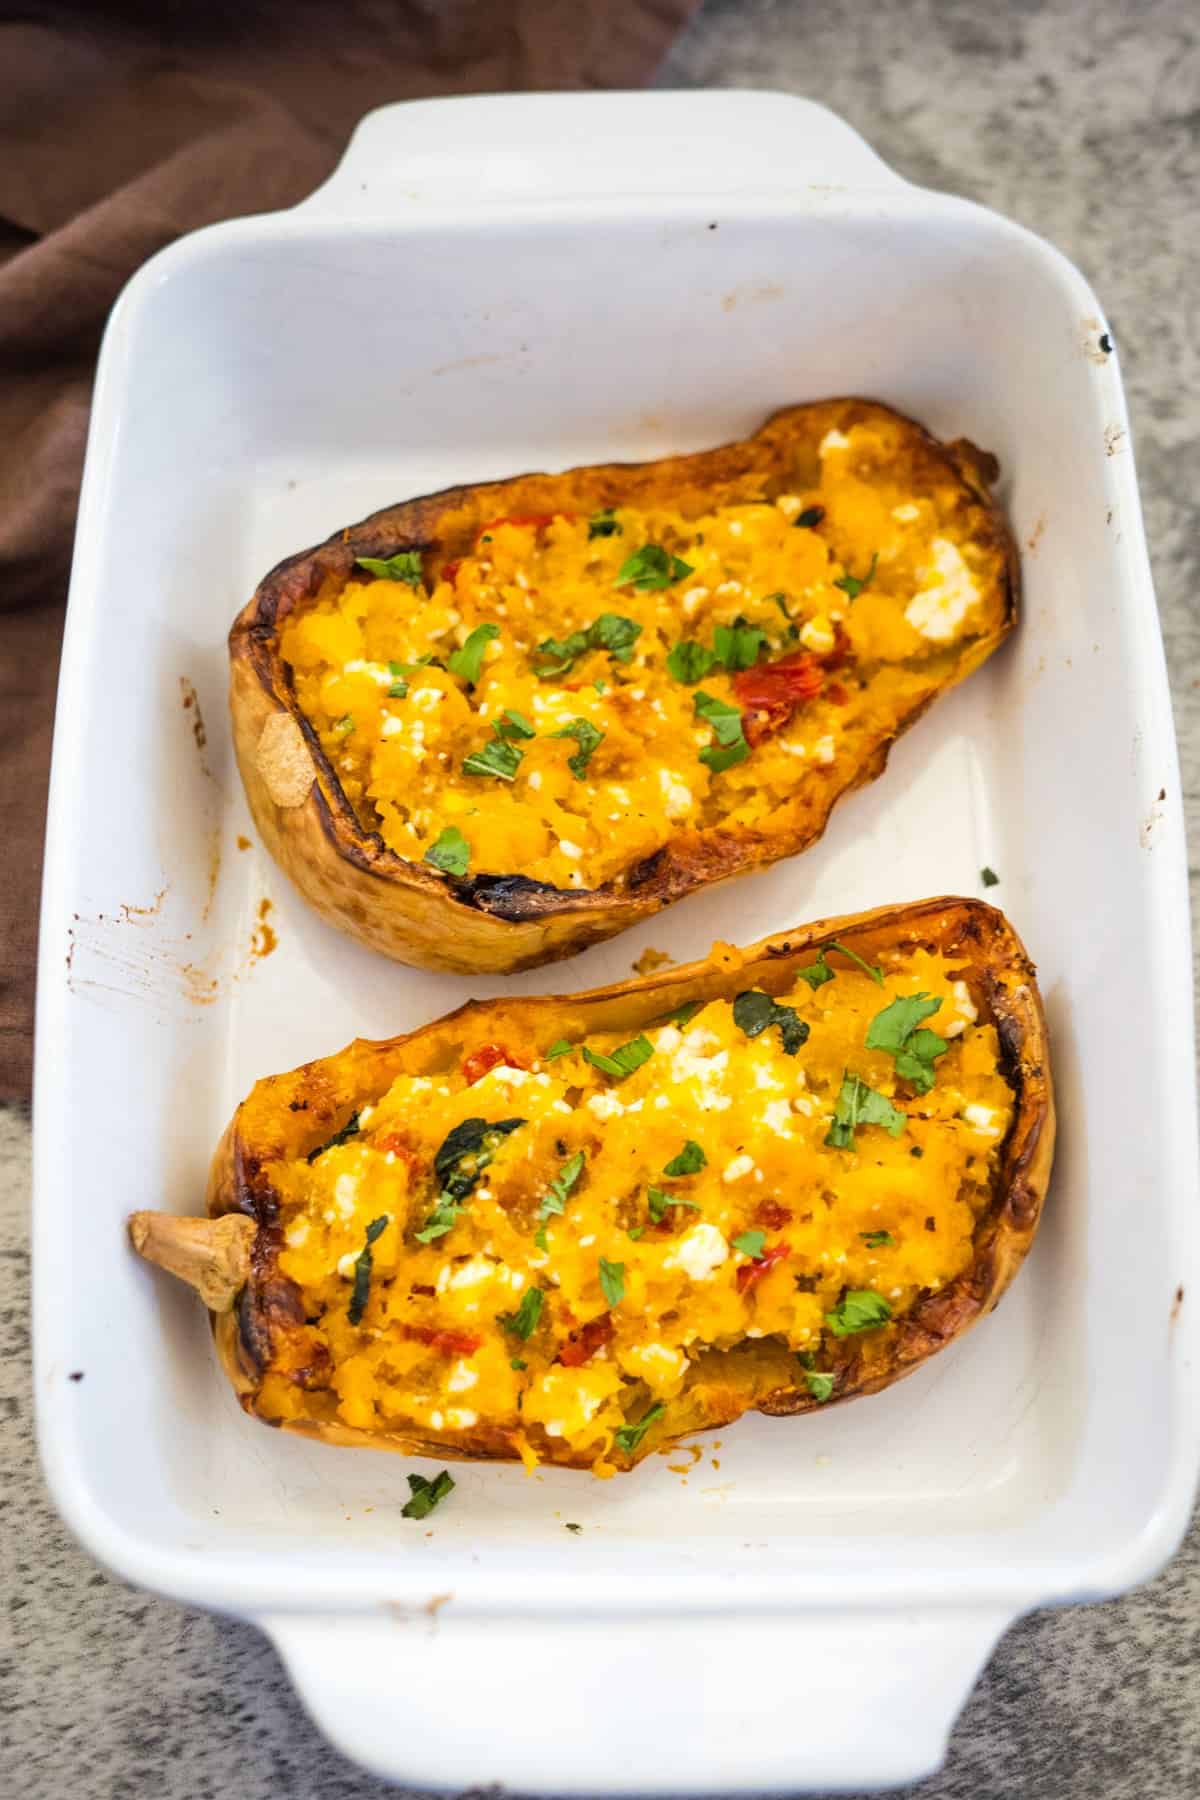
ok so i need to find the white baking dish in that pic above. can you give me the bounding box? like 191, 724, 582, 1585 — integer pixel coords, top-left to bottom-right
34, 91, 1199, 1792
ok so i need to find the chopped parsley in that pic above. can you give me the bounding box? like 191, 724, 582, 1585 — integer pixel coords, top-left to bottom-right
511, 1357, 527, 1371
833, 551, 878, 600
732, 1229, 766, 1258
417, 1116, 525, 1240
668, 998, 704, 1029
356, 551, 423, 587
401, 1469, 455, 1519
582, 1034, 655, 1079
667, 639, 718, 684
614, 544, 693, 591
424, 825, 470, 877
613, 1402, 665, 1455
496, 707, 535, 740
463, 728, 523, 781
732, 989, 809, 1056
825, 1289, 892, 1337
865, 993, 948, 1094
860, 1230, 894, 1248
588, 509, 622, 539
826, 939, 884, 985
803, 1368, 834, 1402
347, 1216, 389, 1325
552, 717, 604, 778
663, 1140, 706, 1176
334, 714, 355, 734
306, 1111, 361, 1164
497, 1287, 544, 1340
533, 613, 642, 677
694, 689, 750, 773
648, 1186, 700, 1223
543, 1039, 575, 1061
713, 622, 768, 671
598, 1257, 625, 1307
824, 1073, 905, 1149
538, 1150, 586, 1225
447, 621, 499, 685
387, 653, 435, 697
794, 505, 825, 530
796, 948, 834, 991
981, 866, 1000, 887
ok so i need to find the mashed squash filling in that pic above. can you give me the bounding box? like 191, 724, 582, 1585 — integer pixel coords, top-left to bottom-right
279, 424, 1005, 891
258, 948, 1014, 1469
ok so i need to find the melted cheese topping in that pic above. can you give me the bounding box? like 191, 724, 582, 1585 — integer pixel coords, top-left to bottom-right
279, 422, 1002, 889
257, 949, 1015, 1470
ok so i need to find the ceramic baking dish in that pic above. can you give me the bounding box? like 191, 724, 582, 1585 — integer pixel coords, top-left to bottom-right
34, 91, 1199, 1792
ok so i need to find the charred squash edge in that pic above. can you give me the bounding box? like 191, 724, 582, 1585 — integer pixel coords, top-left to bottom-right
229, 399, 1019, 974
129, 897, 1053, 1472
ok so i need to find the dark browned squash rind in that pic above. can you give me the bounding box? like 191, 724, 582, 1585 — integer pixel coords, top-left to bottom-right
206, 898, 1053, 1471
230, 400, 1019, 973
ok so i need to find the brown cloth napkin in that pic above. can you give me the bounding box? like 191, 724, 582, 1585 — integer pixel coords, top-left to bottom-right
0, 0, 695, 1101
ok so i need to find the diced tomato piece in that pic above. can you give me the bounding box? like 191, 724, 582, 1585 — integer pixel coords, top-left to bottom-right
736, 1240, 791, 1294
734, 652, 825, 745
461, 1042, 526, 1086
401, 1324, 483, 1357
824, 620, 854, 671
754, 1199, 794, 1231
477, 512, 572, 540
558, 1313, 615, 1368
441, 558, 462, 584
375, 1130, 420, 1175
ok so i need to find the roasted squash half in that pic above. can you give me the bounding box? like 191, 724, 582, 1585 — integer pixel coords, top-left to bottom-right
129, 898, 1053, 1476
231, 400, 1017, 973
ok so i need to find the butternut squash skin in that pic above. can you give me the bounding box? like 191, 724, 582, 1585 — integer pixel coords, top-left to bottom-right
130, 899, 1053, 1473
230, 400, 1018, 973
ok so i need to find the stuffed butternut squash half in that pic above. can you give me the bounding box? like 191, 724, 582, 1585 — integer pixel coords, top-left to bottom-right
129, 899, 1053, 1476
231, 400, 1017, 972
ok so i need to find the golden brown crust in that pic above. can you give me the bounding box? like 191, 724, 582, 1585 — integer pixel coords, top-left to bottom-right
138, 897, 1053, 1471
229, 399, 1019, 973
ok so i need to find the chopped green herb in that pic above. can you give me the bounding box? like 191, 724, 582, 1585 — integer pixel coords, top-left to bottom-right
833, 551, 878, 601
356, 551, 423, 587
732, 989, 809, 1056
663, 1140, 706, 1177
511, 1357, 527, 1371
598, 1257, 625, 1308
306, 1111, 361, 1164
463, 730, 523, 781
447, 621, 500, 685
804, 1369, 835, 1402
794, 505, 825, 530
825, 1289, 892, 1337
417, 1115, 525, 1241
592, 679, 606, 695
533, 614, 641, 677
865, 993, 948, 1094
667, 639, 718, 684
826, 939, 884, 985
544, 1039, 575, 1061
424, 825, 470, 877
564, 1521, 583, 1533
498, 1287, 544, 1340
534, 1225, 549, 1252
694, 689, 750, 773
552, 717, 604, 778
796, 948, 834, 991
538, 1150, 586, 1224
347, 1216, 389, 1325
769, 591, 793, 621
824, 1073, 906, 1149
713, 622, 768, 671
582, 1035, 655, 1079
668, 999, 704, 1029
386, 653, 435, 698
414, 1193, 463, 1243
910, 1145, 924, 1158
401, 1469, 455, 1519
627, 1226, 646, 1241
860, 1230, 894, 1248
981, 866, 1000, 887
496, 707, 535, 740
613, 1402, 665, 1455
334, 714, 355, 734
614, 544, 693, 591
647, 1186, 700, 1224
588, 509, 622, 539
732, 1229, 766, 1258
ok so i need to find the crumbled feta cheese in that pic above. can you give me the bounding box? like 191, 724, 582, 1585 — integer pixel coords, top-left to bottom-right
715, 580, 743, 601
285, 1218, 310, 1248
775, 493, 803, 521
799, 614, 836, 655
657, 767, 693, 820
526, 770, 543, 790
723, 1153, 756, 1183
333, 1173, 360, 1217
336, 1251, 358, 1280
341, 659, 391, 686
892, 502, 920, 523
412, 686, 442, 711
587, 1090, 626, 1120
558, 839, 583, 859
682, 585, 710, 616
942, 980, 979, 1038
357, 1105, 375, 1127
762, 1099, 794, 1135
962, 1102, 1005, 1140
667, 1223, 729, 1281
380, 715, 404, 738
728, 520, 744, 537
654, 1026, 683, 1052
819, 428, 852, 455
905, 537, 981, 643
443, 1256, 496, 1291
447, 1362, 478, 1393
429, 1410, 445, 1431
812, 735, 836, 765
446, 1408, 478, 1429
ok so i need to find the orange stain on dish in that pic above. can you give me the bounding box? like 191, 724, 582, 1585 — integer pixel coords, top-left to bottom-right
236, 835, 252, 851
251, 897, 277, 960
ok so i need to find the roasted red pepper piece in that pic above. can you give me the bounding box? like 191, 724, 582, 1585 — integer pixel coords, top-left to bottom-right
440, 558, 462, 584
736, 1240, 791, 1294
461, 1043, 526, 1086
558, 1313, 615, 1367
754, 1199, 794, 1231
401, 1324, 483, 1357
733, 651, 825, 745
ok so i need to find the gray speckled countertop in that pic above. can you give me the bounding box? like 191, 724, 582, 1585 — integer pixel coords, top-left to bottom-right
7, 1, 1200, 1794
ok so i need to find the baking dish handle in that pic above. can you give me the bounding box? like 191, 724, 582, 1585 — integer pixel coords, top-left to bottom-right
266, 1604, 1011, 1790
297, 90, 906, 217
